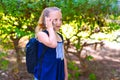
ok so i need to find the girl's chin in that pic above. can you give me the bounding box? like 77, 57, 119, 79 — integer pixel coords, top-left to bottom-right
54, 27, 60, 31
54, 29, 59, 31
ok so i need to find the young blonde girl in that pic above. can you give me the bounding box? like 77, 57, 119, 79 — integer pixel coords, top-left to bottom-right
34, 7, 68, 80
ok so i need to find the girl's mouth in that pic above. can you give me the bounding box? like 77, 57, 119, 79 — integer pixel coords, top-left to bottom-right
56, 26, 60, 28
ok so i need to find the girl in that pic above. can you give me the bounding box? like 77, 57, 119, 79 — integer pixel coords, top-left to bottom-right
34, 7, 68, 80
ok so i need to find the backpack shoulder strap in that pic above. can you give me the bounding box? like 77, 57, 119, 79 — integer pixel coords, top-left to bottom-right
43, 30, 63, 41
38, 30, 48, 63
42, 30, 49, 36
57, 33, 64, 41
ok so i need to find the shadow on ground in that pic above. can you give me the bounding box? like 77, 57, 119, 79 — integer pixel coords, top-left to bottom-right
0, 41, 120, 80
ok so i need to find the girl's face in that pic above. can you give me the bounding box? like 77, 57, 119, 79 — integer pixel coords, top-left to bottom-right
49, 11, 62, 31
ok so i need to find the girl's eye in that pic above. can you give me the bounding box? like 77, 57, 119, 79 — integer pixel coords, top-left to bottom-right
54, 19, 57, 21
54, 18, 62, 22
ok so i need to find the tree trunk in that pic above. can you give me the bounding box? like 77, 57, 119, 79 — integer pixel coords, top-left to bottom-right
10, 36, 22, 74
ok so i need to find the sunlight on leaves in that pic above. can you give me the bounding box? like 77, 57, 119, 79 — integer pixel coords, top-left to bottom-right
61, 24, 76, 38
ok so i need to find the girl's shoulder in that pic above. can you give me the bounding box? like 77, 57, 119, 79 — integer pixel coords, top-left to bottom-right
37, 30, 49, 42
37, 30, 49, 36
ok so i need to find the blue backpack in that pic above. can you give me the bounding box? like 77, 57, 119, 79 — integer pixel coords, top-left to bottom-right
25, 31, 48, 74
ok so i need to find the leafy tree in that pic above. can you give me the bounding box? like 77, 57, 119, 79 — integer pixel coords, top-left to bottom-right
0, 0, 119, 79
0, 0, 45, 71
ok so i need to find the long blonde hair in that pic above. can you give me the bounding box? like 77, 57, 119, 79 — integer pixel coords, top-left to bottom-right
35, 7, 61, 35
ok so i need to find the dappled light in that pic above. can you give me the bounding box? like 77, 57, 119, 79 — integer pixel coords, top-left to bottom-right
61, 23, 78, 39
0, 0, 120, 80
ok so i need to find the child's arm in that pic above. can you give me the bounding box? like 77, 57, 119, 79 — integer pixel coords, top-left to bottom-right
64, 57, 68, 80
37, 18, 57, 48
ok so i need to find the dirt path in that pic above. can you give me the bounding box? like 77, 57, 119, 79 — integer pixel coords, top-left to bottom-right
79, 41, 120, 80
0, 41, 120, 80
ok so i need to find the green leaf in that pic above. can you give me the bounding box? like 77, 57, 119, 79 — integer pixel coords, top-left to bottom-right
0, 59, 9, 70
86, 55, 94, 61
89, 73, 97, 80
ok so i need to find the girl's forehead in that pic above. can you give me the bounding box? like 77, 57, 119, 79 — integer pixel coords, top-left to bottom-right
49, 11, 62, 17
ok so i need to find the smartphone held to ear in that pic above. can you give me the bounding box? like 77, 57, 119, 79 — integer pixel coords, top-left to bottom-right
52, 20, 56, 27
44, 17, 56, 28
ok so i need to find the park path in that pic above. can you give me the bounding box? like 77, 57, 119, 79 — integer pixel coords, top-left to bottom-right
80, 41, 120, 80
0, 40, 120, 80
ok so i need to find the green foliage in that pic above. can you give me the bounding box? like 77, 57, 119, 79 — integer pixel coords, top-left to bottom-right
86, 55, 94, 61
88, 73, 97, 80
0, 59, 9, 70
0, 0, 119, 44
0, 52, 7, 58
0, 52, 9, 70
68, 61, 80, 80
109, 23, 120, 31
0, 0, 42, 50
68, 61, 78, 70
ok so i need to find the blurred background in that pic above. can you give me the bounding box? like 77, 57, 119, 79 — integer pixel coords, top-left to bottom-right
0, 0, 120, 80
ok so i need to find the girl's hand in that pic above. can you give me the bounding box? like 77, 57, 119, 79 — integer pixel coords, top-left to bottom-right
45, 17, 54, 29
37, 17, 57, 48
64, 58, 68, 80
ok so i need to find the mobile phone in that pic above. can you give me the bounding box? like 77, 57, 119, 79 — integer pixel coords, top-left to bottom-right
43, 17, 46, 27
52, 20, 56, 27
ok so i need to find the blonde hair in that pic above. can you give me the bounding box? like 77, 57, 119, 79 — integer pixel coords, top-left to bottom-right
35, 7, 61, 35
